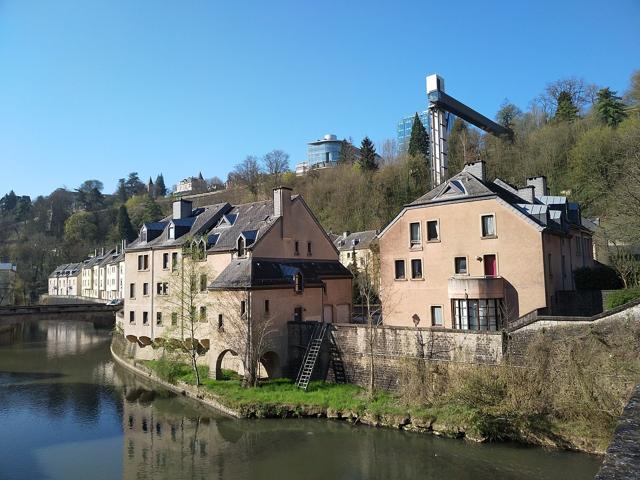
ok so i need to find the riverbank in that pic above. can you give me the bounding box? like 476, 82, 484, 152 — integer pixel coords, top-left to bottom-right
110, 333, 619, 454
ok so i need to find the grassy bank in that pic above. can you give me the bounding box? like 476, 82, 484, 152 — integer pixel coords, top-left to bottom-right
140, 314, 640, 454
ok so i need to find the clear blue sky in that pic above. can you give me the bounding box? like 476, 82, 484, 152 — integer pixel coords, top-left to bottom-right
0, 0, 638, 197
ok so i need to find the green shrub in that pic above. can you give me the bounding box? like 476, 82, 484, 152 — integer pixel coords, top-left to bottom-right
148, 358, 190, 384
605, 287, 640, 309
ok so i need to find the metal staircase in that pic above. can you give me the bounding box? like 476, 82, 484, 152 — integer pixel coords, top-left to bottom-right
295, 322, 328, 390
328, 330, 346, 384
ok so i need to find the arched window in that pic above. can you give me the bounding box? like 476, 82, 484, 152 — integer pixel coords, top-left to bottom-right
294, 272, 303, 294
237, 236, 245, 257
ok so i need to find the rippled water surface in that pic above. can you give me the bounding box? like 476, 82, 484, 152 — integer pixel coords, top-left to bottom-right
0, 320, 602, 479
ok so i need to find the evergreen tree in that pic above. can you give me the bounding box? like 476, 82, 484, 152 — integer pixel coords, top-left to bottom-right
140, 194, 163, 225
116, 205, 136, 242
595, 88, 627, 127
154, 173, 167, 198
357, 137, 378, 171
554, 91, 579, 122
339, 139, 358, 164
0, 190, 18, 213
124, 172, 146, 197
407, 113, 430, 158
116, 178, 128, 202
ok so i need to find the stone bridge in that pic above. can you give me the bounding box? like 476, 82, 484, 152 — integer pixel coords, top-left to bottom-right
0, 303, 119, 328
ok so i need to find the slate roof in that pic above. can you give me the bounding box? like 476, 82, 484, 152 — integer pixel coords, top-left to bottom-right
126, 203, 230, 251
206, 200, 278, 253
49, 262, 82, 278
333, 230, 378, 251
209, 257, 352, 290
401, 168, 586, 235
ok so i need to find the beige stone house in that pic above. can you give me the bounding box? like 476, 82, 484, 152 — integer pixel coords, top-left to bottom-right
332, 230, 378, 271
378, 161, 595, 330
123, 188, 352, 378
105, 249, 125, 301
48, 263, 81, 297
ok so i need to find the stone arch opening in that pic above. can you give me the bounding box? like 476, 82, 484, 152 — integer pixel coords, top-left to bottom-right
215, 349, 242, 380
259, 351, 280, 379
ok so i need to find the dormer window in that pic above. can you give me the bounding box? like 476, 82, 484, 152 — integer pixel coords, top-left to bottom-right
237, 236, 246, 258
140, 226, 147, 243
294, 272, 303, 294
168, 223, 175, 240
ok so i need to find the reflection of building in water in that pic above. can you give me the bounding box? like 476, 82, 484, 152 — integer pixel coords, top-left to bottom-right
122, 391, 245, 479
44, 321, 109, 358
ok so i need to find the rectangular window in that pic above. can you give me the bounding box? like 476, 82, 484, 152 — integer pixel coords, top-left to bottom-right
426, 220, 439, 241
307, 241, 312, 256
240, 300, 246, 316
411, 259, 423, 279
137, 255, 143, 271
483, 254, 497, 276
163, 253, 169, 269
143, 283, 149, 296
481, 214, 496, 238
294, 241, 300, 256
144, 255, 148, 270
156, 282, 168, 295
129, 283, 135, 299
171, 312, 177, 326
143, 312, 149, 325
576, 237, 582, 255
156, 312, 162, 326
431, 306, 443, 326
129, 311, 135, 324
265, 299, 270, 314
171, 252, 178, 271
199, 306, 207, 322
394, 260, 406, 280
454, 257, 467, 275
200, 274, 207, 292
410, 222, 421, 247
453, 299, 501, 331
218, 314, 223, 329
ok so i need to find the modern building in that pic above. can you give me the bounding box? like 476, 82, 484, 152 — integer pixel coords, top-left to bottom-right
122, 189, 353, 378
332, 230, 379, 271
296, 134, 343, 175
378, 161, 595, 330
397, 111, 429, 153
0, 263, 17, 305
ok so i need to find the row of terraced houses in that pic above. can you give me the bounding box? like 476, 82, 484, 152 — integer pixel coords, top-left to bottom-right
49, 161, 595, 378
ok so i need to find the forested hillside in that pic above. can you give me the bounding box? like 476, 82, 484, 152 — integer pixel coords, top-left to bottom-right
1, 71, 638, 302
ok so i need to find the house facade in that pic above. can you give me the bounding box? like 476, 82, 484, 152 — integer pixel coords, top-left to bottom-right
48, 263, 81, 297
122, 188, 352, 378
332, 230, 378, 271
0, 263, 17, 305
378, 161, 595, 330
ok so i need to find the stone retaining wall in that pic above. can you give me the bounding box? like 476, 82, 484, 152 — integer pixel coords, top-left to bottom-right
595, 383, 640, 479
288, 322, 504, 391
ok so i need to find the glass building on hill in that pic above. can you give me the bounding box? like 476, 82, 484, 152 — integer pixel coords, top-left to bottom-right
397, 110, 429, 153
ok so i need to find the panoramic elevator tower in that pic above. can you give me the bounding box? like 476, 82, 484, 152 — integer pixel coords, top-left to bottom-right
426, 74, 512, 188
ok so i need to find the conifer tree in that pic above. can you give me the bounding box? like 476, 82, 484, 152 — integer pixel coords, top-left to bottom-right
116, 178, 128, 202
154, 173, 167, 198
339, 139, 357, 164
595, 88, 627, 127
407, 113, 430, 158
554, 91, 579, 122
116, 204, 136, 243
357, 137, 378, 171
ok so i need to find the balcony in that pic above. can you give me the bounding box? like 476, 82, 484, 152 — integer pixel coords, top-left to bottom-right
448, 276, 504, 299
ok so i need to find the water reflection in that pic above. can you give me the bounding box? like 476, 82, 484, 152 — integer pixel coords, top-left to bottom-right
0, 320, 603, 480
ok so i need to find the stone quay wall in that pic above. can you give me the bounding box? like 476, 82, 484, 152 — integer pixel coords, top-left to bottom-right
288, 322, 504, 391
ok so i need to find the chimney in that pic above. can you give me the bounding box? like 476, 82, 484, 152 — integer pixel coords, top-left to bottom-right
273, 187, 292, 218
343, 231, 350, 239
463, 161, 486, 182
173, 199, 193, 220
517, 185, 535, 203
526, 176, 548, 198
101, 247, 105, 256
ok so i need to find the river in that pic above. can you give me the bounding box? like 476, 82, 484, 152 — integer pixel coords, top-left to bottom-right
0, 320, 602, 479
